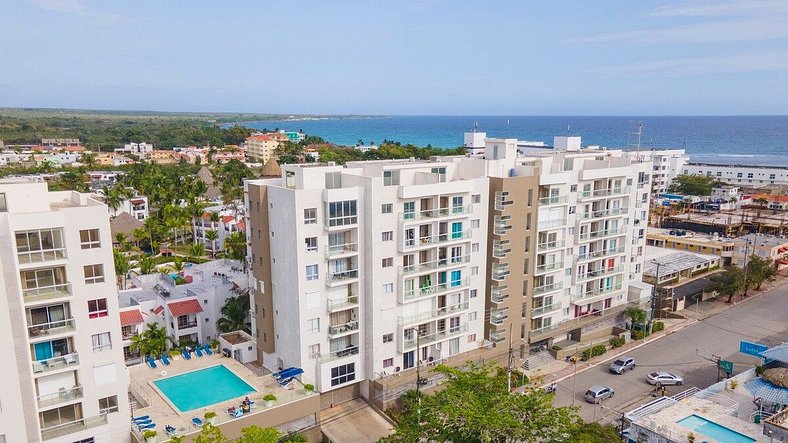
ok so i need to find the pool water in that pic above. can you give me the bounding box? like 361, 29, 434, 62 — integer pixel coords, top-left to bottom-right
153, 365, 256, 412
677, 414, 755, 443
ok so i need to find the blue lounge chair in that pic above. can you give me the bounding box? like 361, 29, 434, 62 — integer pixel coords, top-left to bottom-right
160, 354, 171, 366
135, 419, 153, 426
147, 356, 157, 369
182, 349, 192, 360
137, 422, 156, 430
195, 347, 204, 357
132, 415, 150, 422
202, 345, 213, 355
165, 425, 179, 436
192, 417, 203, 427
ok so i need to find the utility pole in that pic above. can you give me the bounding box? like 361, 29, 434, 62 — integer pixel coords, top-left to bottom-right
412, 327, 422, 422
650, 260, 661, 331
742, 240, 751, 298
507, 324, 514, 392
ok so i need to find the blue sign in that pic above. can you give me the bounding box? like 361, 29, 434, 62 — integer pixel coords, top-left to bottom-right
740, 341, 768, 357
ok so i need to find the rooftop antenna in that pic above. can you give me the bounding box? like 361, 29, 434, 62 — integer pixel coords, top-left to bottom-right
629, 120, 643, 158
472, 121, 479, 132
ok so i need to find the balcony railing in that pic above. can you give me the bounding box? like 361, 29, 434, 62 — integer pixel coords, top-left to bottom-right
490, 311, 508, 325
578, 227, 626, 241
326, 269, 359, 282
533, 281, 563, 296
28, 318, 76, 338
532, 301, 562, 317
41, 414, 107, 440
319, 346, 359, 363
37, 385, 83, 408
325, 242, 358, 258
490, 331, 506, 343
492, 245, 511, 258
537, 240, 565, 251
578, 207, 629, 220
538, 195, 569, 205
577, 264, 625, 282
571, 283, 624, 302
401, 205, 473, 221
578, 246, 626, 261
399, 301, 470, 325
491, 287, 509, 304
491, 268, 511, 281
578, 186, 630, 200
404, 231, 472, 249
535, 261, 564, 274
177, 321, 198, 329
400, 255, 470, 274
404, 323, 469, 350
23, 283, 72, 303
325, 215, 358, 228
17, 248, 67, 265
328, 320, 359, 337
538, 219, 566, 230
327, 296, 359, 312
32, 353, 79, 374
404, 278, 471, 301
494, 197, 513, 211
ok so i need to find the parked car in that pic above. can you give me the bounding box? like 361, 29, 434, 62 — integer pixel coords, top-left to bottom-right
647, 371, 684, 386
585, 385, 615, 403
609, 357, 636, 374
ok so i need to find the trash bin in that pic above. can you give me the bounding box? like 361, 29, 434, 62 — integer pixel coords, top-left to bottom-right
754, 414, 761, 424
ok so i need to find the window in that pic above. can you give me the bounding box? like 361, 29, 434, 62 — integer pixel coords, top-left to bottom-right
737, 172, 743, 178
382, 231, 393, 241
84, 264, 104, 284
471, 266, 478, 275
747, 173, 753, 179
451, 222, 463, 239
469, 311, 477, 321
88, 299, 108, 318
452, 196, 464, 213
305, 265, 319, 281
383, 170, 399, 186
80, 229, 101, 249
770, 173, 776, 180
98, 395, 118, 414
92, 332, 112, 352
403, 201, 415, 219
382, 257, 393, 268
383, 333, 394, 343
305, 237, 317, 252
307, 318, 320, 333
383, 358, 394, 368
330, 362, 356, 386
383, 283, 394, 293
472, 243, 480, 253
327, 200, 357, 226
0, 193, 6, 211
381, 203, 393, 214
308, 344, 320, 359
471, 219, 480, 229
470, 289, 477, 298
472, 194, 481, 204
16, 228, 66, 263
304, 208, 317, 224
450, 270, 462, 287
468, 334, 476, 343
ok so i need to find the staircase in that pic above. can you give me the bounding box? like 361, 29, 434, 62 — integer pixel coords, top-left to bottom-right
521, 350, 555, 371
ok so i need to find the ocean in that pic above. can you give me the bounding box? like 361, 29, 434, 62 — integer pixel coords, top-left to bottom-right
243, 115, 788, 166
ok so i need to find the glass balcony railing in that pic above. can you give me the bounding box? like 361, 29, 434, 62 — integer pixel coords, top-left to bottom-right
319, 346, 359, 363
37, 385, 83, 408
404, 278, 471, 301
399, 301, 470, 325
326, 270, 359, 283
532, 301, 562, 317
538, 195, 569, 205
41, 414, 107, 440
571, 283, 624, 302
327, 320, 359, 337
23, 283, 72, 303
404, 324, 468, 350
491, 287, 509, 304
327, 296, 359, 312
533, 281, 563, 296
578, 186, 630, 200
537, 240, 565, 251
578, 227, 626, 241
400, 255, 470, 274
577, 265, 625, 282
489, 331, 506, 343
490, 311, 508, 325
401, 205, 473, 221
578, 207, 629, 220
325, 242, 358, 258
535, 261, 564, 274
404, 231, 472, 249
17, 248, 67, 265
28, 318, 76, 338
538, 219, 565, 230
32, 352, 80, 374
577, 246, 626, 261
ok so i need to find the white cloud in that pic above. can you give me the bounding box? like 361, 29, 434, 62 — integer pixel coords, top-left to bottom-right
26, 0, 127, 24
648, 0, 788, 18
595, 51, 788, 76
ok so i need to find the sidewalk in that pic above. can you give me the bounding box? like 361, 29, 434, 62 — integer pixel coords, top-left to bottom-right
683, 272, 788, 321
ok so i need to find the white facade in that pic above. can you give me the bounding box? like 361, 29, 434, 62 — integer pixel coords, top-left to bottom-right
115, 142, 154, 156
0, 181, 130, 442
247, 159, 489, 395
683, 163, 788, 187
627, 149, 689, 195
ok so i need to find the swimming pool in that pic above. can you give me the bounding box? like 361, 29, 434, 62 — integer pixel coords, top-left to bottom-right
677, 414, 755, 443
153, 365, 256, 412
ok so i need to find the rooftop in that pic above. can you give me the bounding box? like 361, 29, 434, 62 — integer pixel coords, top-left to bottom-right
644, 246, 719, 277
735, 233, 788, 248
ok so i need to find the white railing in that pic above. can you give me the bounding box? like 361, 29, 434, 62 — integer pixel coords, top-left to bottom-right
37, 385, 83, 408
327, 296, 359, 312
578, 246, 626, 261
23, 283, 72, 303
404, 278, 471, 300
571, 283, 623, 301
538, 195, 569, 205
32, 352, 79, 374
578, 227, 626, 241
579, 207, 629, 219
325, 242, 358, 257
532, 302, 561, 317
404, 231, 472, 248
400, 255, 470, 274
579, 186, 630, 199
404, 324, 469, 349
399, 301, 470, 325
401, 205, 473, 221
41, 414, 107, 440
577, 265, 625, 281
28, 318, 76, 338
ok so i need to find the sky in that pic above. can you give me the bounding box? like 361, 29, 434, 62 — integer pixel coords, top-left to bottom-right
1, 0, 787, 115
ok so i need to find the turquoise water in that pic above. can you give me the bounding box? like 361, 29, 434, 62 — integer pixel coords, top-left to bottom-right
153, 365, 255, 412
677, 414, 755, 443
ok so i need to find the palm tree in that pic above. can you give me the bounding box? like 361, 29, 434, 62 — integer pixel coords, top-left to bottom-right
224, 231, 247, 262
115, 232, 128, 246
216, 294, 250, 333
139, 256, 156, 275
189, 242, 206, 260
113, 250, 130, 290
623, 306, 646, 332
129, 323, 176, 358
132, 227, 148, 247
205, 230, 219, 258
103, 185, 123, 214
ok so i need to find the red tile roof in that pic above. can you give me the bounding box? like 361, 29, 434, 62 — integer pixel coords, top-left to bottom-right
153, 305, 165, 315
222, 215, 235, 224
120, 309, 145, 327
167, 299, 204, 316
754, 193, 788, 203
247, 135, 274, 142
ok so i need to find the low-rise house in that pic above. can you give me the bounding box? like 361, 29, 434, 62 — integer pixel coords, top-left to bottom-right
733, 233, 788, 269
646, 228, 735, 265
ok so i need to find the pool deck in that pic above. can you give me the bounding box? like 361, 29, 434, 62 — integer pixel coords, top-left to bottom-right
129, 353, 314, 442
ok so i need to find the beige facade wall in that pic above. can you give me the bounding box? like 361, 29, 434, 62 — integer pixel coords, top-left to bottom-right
248, 184, 276, 356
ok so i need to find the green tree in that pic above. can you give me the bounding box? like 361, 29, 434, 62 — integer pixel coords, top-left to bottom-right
746, 255, 777, 290
274, 141, 305, 164
189, 242, 206, 259
194, 423, 228, 443
128, 323, 176, 358
205, 229, 219, 258
139, 256, 156, 275
224, 231, 247, 262
380, 363, 579, 443
564, 422, 622, 442
79, 151, 97, 168
706, 265, 745, 303
667, 174, 717, 196
113, 249, 130, 290
236, 425, 281, 443
217, 294, 250, 333
623, 306, 646, 332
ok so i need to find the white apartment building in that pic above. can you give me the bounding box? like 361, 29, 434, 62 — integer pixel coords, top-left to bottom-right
114, 142, 154, 156
683, 163, 788, 187
627, 149, 689, 195
192, 206, 245, 255
0, 181, 130, 442
246, 160, 489, 399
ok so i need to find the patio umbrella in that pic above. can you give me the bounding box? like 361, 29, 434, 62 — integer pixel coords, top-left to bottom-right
744, 377, 788, 405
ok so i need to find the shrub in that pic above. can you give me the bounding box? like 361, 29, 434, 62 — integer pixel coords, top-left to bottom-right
581, 349, 592, 361
142, 430, 157, 439
591, 344, 607, 357
652, 321, 665, 332
552, 345, 562, 351
204, 411, 217, 419
632, 330, 644, 340
609, 337, 625, 348
756, 365, 766, 376
303, 383, 315, 393
283, 434, 308, 443
263, 394, 277, 402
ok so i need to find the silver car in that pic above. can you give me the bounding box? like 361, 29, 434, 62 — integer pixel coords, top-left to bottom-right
585, 385, 615, 403
609, 357, 636, 374
647, 371, 684, 386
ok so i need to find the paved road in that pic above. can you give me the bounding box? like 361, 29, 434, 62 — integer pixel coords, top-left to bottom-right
552, 286, 788, 422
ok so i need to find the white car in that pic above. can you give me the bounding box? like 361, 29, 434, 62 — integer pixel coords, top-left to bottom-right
647, 371, 684, 386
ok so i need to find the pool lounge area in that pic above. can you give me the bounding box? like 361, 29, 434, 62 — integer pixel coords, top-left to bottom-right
677, 414, 756, 443
129, 353, 320, 442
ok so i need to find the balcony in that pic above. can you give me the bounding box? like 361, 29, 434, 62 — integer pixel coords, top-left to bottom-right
538, 195, 569, 206
535, 261, 564, 275
37, 385, 83, 408
491, 286, 509, 304
403, 323, 469, 350
577, 264, 625, 282
571, 283, 624, 303
577, 227, 626, 241
577, 246, 626, 261
327, 296, 359, 313
400, 255, 470, 275
23, 283, 72, 304
403, 278, 471, 301
32, 353, 79, 375
41, 414, 107, 440
28, 318, 76, 339
490, 330, 506, 343
537, 240, 565, 251
17, 248, 67, 265
533, 281, 563, 296
494, 196, 513, 211
532, 301, 562, 317
319, 346, 359, 363
401, 205, 473, 222
324, 215, 358, 230
399, 301, 470, 325
492, 220, 512, 236
490, 310, 508, 326
177, 320, 198, 329
491, 267, 510, 281
538, 219, 566, 230
578, 186, 631, 200
326, 269, 359, 286
325, 242, 358, 258
404, 231, 472, 250
327, 320, 359, 338
492, 244, 511, 259
578, 207, 629, 220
